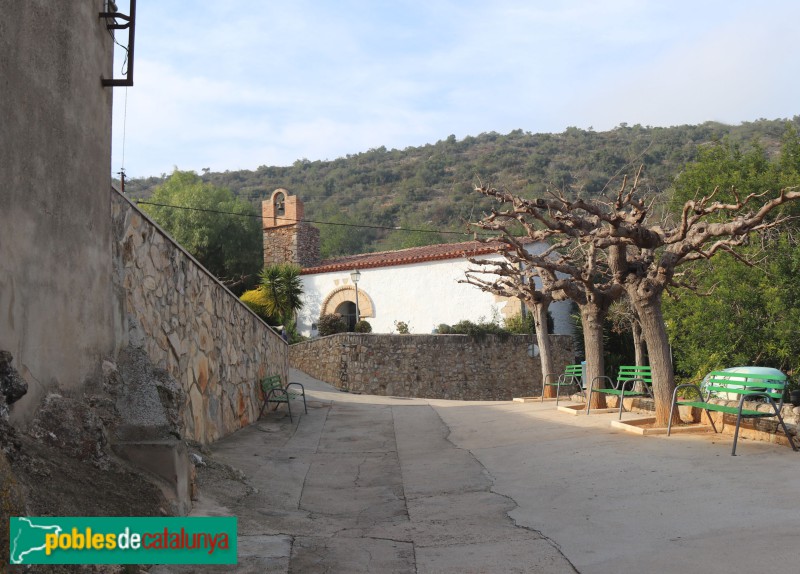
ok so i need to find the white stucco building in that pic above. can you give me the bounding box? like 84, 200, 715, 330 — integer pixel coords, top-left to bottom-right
262, 189, 574, 337
297, 241, 574, 336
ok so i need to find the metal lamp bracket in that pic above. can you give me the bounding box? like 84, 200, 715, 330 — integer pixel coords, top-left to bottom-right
99, 0, 136, 87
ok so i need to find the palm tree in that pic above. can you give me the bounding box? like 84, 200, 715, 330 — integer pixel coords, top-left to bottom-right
258, 263, 304, 326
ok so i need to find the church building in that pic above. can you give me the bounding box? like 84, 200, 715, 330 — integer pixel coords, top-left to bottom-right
262, 189, 574, 336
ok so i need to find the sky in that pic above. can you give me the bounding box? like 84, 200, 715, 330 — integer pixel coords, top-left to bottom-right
111, 0, 800, 178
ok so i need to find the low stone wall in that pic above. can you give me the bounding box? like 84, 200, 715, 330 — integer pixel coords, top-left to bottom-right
111, 191, 287, 444
579, 395, 799, 445
290, 333, 574, 400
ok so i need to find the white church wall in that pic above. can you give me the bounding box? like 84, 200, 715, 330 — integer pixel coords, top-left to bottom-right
298, 251, 574, 337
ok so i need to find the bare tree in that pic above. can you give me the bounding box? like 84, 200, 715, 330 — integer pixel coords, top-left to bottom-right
462, 252, 566, 398
472, 174, 800, 425
607, 299, 646, 367
465, 214, 624, 409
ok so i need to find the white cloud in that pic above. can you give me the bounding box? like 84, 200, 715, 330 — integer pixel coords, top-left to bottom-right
112, 0, 800, 177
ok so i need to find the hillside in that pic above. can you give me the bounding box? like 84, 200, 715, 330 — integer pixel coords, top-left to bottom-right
125, 118, 800, 257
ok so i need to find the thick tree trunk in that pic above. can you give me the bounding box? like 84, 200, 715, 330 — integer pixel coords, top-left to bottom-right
630, 291, 679, 426
580, 303, 607, 409
532, 302, 557, 398
632, 320, 646, 366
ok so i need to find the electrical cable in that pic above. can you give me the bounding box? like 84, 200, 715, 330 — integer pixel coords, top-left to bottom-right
103, 9, 130, 75
121, 86, 128, 171
133, 199, 492, 237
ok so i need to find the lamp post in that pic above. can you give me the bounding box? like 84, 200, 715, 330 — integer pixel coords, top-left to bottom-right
350, 269, 361, 326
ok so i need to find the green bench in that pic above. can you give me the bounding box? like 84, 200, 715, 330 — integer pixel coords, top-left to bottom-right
668, 370, 798, 456
586, 365, 653, 419
542, 364, 584, 405
258, 374, 307, 423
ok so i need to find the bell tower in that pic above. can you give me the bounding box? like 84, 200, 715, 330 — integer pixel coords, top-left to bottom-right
262, 189, 320, 268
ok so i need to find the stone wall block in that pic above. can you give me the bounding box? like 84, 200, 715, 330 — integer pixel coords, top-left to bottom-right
111, 192, 288, 444
290, 333, 573, 401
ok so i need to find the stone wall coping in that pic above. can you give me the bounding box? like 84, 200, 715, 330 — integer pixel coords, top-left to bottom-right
291, 333, 573, 344
112, 187, 284, 344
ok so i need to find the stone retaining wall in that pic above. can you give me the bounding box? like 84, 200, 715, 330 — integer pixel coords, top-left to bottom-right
111, 191, 287, 444
290, 333, 574, 400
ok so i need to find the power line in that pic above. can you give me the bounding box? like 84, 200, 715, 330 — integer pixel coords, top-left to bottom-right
134, 199, 491, 237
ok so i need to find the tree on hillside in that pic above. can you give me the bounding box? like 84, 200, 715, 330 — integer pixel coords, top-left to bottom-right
140, 170, 262, 293
125, 119, 800, 258
317, 212, 377, 258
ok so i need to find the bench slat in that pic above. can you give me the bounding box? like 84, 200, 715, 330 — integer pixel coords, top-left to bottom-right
676, 400, 770, 417
706, 386, 783, 398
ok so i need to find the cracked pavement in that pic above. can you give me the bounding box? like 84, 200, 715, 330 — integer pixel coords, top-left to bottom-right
151, 370, 574, 573
151, 368, 800, 573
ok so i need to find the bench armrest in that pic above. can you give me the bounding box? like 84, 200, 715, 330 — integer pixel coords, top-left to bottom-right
615, 377, 648, 391
672, 383, 704, 403
735, 391, 778, 409
266, 388, 289, 399
286, 382, 305, 392
591, 375, 612, 389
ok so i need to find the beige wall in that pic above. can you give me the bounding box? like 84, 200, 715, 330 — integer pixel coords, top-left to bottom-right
290, 333, 574, 400
0, 1, 116, 421
112, 191, 288, 443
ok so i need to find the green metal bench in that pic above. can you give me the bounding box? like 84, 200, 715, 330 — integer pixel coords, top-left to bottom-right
586, 365, 653, 419
668, 370, 798, 456
258, 374, 307, 423
542, 364, 584, 405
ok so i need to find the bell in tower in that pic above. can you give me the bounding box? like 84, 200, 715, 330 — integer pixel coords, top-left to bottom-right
261, 189, 320, 268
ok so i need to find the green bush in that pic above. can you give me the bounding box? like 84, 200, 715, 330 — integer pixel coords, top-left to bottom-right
240, 288, 271, 322
394, 320, 410, 334
317, 313, 348, 337
437, 323, 453, 334
443, 319, 512, 341
354, 319, 373, 333
504, 311, 554, 334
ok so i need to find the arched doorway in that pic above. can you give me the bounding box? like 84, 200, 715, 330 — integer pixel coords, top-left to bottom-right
321, 286, 374, 319
335, 301, 357, 331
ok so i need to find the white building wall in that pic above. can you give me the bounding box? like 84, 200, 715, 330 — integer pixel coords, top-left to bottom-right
298, 251, 574, 336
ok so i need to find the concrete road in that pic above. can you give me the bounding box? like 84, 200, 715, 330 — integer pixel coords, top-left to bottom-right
153, 369, 800, 574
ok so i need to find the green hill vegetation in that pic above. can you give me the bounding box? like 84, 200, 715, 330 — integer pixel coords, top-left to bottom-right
125, 118, 800, 257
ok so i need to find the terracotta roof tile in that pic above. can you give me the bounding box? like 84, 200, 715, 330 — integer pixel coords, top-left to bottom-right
301, 239, 524, 275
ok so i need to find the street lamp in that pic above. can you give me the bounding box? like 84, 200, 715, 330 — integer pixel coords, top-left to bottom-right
350, 269, 361, 325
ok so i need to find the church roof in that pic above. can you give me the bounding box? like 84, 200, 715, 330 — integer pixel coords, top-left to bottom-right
301, 238, 526, 275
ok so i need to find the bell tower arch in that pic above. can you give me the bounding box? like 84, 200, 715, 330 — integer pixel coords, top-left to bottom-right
261, 189, 320, 267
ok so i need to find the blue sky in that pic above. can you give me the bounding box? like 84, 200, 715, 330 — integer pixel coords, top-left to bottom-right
111, 1, 800, 178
